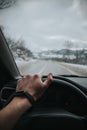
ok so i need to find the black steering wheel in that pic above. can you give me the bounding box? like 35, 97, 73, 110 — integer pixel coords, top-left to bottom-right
14, 76, 87, 130
50, 77, 87, 102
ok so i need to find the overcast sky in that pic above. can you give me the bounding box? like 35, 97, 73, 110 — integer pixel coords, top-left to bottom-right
0, 0, 87, 51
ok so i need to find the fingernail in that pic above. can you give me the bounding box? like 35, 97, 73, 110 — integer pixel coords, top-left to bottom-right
49, 73, 53, 76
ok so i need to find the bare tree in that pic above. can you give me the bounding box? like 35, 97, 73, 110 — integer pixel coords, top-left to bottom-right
74, 48, 86, 64
0, 0, 17, 9
79, 48, 85, 64
6, 37, 33, 60
84, 50, 87, 64
74, 50, 79, 63
63, 40, 73, 62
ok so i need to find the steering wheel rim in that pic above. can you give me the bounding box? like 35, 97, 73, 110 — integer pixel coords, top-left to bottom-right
14, 76, 87, 130
49, 77, 87, 101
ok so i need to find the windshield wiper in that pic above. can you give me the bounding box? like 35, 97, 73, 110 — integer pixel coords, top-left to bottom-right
59, 75, 84, 77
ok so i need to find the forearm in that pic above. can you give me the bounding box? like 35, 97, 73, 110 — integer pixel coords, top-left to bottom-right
0, 73, 52, 130
0, 97, 32, 130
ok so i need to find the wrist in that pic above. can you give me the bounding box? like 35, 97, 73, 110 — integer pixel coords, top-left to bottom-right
12, 97, 32, 111
15, 91, 35, 105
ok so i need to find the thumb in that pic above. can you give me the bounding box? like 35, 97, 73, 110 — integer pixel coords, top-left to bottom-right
43, 73, 53, 87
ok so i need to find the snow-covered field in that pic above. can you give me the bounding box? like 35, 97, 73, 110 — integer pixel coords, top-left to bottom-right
15, 59, 36, 73
60, 62, 87, 76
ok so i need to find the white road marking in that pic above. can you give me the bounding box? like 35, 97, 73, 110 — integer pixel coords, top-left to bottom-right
16, 60, 87, 76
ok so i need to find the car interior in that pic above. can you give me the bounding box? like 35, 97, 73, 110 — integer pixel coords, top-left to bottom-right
0, 28, 87, 130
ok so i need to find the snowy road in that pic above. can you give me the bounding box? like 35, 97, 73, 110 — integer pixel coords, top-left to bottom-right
16, 60, 87, 76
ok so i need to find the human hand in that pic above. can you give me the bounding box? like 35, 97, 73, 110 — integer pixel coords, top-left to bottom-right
16, 73, 53, 101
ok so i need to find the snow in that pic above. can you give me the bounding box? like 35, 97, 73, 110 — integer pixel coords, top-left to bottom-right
15, 59, 87, 76
60, 62, 87, 76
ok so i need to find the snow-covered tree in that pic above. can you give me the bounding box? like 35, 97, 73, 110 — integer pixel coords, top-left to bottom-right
7, 37, 33, 60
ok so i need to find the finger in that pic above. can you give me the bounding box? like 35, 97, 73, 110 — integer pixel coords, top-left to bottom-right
26, 74, 33, 79
17, 78, 23, 85
43, 73, 53, 87
17, 75, 29, 88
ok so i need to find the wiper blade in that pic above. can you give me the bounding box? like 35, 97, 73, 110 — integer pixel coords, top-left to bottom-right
59, 75, 81, 77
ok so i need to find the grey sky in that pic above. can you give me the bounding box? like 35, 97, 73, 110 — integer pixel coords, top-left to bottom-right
0, 0, 87, 51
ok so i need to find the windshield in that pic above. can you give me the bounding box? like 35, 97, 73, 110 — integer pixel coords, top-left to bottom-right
0, 0, 87, 76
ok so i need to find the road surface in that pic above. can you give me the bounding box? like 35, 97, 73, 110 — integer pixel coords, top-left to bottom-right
16, 60, 81, 76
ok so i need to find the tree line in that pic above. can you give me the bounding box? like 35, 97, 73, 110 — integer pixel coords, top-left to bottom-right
0, 0, 17, 9
0, 1, 33, 61
6, 37, 33, 61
